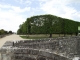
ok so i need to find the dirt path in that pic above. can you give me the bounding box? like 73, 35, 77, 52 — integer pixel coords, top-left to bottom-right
0, 34, 26, 48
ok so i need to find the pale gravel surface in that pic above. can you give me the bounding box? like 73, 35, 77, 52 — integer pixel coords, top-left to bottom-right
0, 34, 27, 48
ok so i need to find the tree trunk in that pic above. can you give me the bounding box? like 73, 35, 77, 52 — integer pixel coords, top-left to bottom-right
59, 34, 60, 37
71, 33, 72, 36
75, 33, 78, 36
64, 33, 66, 37
49, 34, 52, 38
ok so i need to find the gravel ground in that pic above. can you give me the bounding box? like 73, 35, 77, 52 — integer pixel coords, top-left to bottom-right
0, 34, 27, 48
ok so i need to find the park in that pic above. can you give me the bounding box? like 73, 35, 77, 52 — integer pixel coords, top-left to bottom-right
0, 14, 80, 60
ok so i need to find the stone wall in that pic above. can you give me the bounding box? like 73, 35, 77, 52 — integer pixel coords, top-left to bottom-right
11, 36, 80, 57
0, 36, 80, 60
0, 48, 72, 60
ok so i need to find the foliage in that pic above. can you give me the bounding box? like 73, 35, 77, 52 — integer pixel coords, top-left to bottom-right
17, 14, 80, 37
0, 29, 13, 35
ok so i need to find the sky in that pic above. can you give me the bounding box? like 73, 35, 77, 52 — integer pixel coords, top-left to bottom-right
0, 0, 80, 32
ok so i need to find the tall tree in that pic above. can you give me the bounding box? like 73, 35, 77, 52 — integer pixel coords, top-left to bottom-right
17, 14, 80, 37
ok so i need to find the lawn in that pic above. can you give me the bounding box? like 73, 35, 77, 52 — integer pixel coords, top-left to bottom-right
20, 34, 49, 39
20, 34, 74, 39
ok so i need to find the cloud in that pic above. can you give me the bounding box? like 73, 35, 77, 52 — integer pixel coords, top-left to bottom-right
24, 0, 32, 5
70, 0, 80, 3
11, 6, 30, 13
0, 10, 25, 32
0, 4, 11, 8
0, 0, 80, 32
39, 0, 80, 21
15, 0, 32, 5
0, 4, 30, 32
0, 4, 31, 13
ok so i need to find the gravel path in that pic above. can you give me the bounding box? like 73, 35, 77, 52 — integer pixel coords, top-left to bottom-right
0, 34, 27, 48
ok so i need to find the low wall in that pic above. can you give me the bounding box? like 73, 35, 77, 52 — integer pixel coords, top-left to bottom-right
0, 35, 5, 38
0, 34, 12, 38
0, 48, 71, 60
0, 36, 80, 60
11, 36, 80, 57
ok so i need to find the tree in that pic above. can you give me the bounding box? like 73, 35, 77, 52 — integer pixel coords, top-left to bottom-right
0, 29, 5, 35
8, 31, 13, 34
17, 14, 80, 37
0, 29, 9, 35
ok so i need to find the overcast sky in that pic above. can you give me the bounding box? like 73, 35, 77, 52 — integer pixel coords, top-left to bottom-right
0, 0, 80, 32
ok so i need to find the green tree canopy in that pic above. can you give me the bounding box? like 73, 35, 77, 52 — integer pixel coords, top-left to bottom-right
17, 14, 80, 37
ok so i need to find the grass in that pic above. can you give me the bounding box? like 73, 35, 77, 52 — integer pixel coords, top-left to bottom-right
20, 34, 49, 39
20, 36, 49, 39
20, 34, 76, 39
